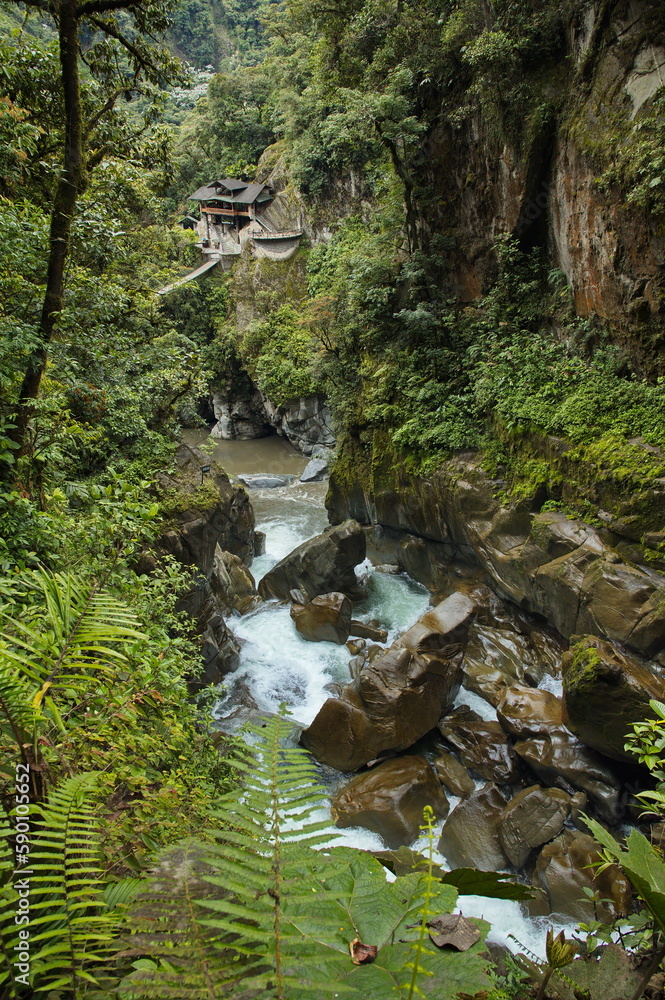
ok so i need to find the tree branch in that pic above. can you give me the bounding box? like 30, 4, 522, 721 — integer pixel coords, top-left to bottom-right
85, 14, 158, 74
76, 0, 143, 16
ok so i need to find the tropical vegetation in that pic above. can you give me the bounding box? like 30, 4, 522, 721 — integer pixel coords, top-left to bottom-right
1, 0, 665, 996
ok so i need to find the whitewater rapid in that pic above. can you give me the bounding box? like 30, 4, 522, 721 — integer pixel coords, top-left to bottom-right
208, 469, 570, 960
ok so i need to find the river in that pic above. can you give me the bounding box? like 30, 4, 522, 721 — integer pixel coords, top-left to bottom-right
195, 432, 569, 959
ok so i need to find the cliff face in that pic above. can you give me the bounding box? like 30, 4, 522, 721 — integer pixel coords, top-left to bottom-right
421, 0, 665, 370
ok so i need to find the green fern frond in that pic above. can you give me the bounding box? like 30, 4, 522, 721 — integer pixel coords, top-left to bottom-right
120, 841, 231, 1000
198, 715, 339, 998
0, 568, 148, 684
104, 877, 144, 911
0, 663, 36, 764
0, 810, 23, 995
20, 772, 117, 993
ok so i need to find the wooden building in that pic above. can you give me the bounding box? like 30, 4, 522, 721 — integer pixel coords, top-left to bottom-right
188, 178, 274, 233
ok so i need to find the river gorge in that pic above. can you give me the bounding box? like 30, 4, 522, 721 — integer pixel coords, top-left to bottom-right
172, 429, 655, 963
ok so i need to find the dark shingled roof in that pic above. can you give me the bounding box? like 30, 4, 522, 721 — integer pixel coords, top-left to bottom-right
217, 177, 248, 191
188, 178, 273, 205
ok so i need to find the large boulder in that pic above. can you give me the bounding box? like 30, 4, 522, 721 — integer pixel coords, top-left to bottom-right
258, 520, 365, 602
514, 730, 623, 824
498, 785, 571, 867
438, 784, 508, 871
495, 684, 564, 738
393, 592, 475, 654
438, 708, 521, 784
533, 831, 632, 923
433, 751, 476, 799
290, 592, 352, 644
210, 547, 257, 615
301, 648, 457, 771
462, 625, 553, 705
300, 457, 329, 483
301, 593, 474, 770
332, 756, 449, 848
562, 634, 665, 762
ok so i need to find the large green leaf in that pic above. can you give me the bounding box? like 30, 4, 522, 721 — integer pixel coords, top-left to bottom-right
440, 867, 534, 901
282, 847, 492, 998
287, 847, 457, 952
555, 944, 644, 1000
585, 817, 665, 932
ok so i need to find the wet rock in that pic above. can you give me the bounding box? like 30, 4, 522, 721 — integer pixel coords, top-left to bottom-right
239, 474, 291, 489
439, 709, 521, 784
569, 791, 588, 830
179, 583, 240, 688
156, 443, 255, 571
562, 634, 665, 763
394, 592, 476, 654
261, 394, 336, 457
433, 751, 475, 798
258, 519, 366, 602
349, 620, 388, 642
495, 684, 564, 738
438, 784, 509, 871
210, 384, 272, 440
533, 831, 632, 923
498, 785, 571, 867
514, 731, 622, 824
290, 592, 352, 644
347, 639, 366, 655
210, 547, 257, 615
301, 593, 473, 771
300, 457, 329, 482
332, 756, 449, 848
301, 648, 457, 772
396, 534, 452, 592
348, 654, 365, 681
254, 530, 266, 556
462, 625, 552, 704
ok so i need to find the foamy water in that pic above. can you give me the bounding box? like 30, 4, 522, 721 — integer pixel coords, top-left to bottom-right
209, 451, 572, 958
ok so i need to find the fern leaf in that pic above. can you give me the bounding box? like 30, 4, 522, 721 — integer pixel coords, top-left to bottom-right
120, 841, 234, 999
0, 569, 149, 686
25, 773, 117, 991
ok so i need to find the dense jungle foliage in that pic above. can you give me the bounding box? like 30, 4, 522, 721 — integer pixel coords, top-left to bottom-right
1, 0, 665, 995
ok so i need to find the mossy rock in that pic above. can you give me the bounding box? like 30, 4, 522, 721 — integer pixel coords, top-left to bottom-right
562, 634, 665, 763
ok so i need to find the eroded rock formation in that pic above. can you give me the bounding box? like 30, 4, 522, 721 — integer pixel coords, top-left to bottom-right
258, 519, 366, 602
301, 593, 475, 771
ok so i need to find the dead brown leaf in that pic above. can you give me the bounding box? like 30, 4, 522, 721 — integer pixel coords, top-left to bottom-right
428, 913, 481, 951
349, 937, 378, 965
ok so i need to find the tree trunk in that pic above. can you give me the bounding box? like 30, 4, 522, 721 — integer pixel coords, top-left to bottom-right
376, 125, 419, 252
13, 0, 86, 454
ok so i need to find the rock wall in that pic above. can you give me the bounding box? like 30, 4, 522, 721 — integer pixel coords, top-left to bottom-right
421, 0, 665, 369
145, 444, 258, 685
210, 383, 336, 456
327, 438, 665, 666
